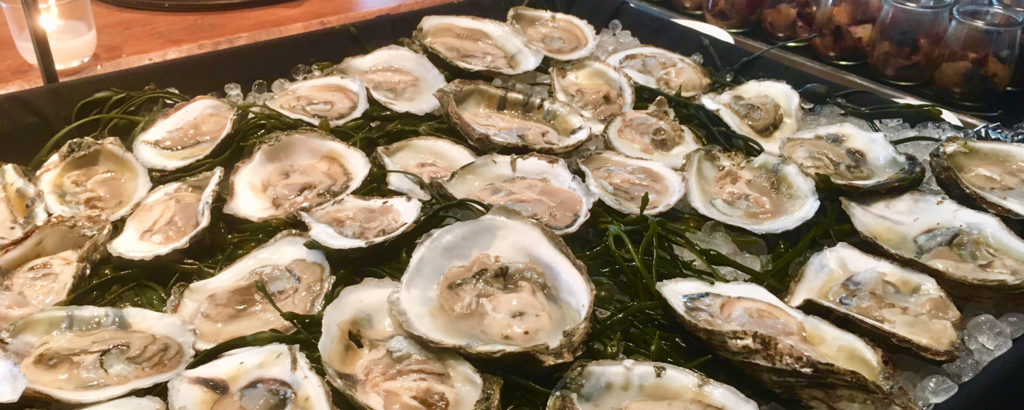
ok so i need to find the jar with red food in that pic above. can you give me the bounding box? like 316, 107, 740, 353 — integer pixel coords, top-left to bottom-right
811, 0, 884, 64
706, 0, 772, 31
761, 0, 818, 43
867, 0, 953, 84
933, 5, 1023, 104
996, 0, 1024, 90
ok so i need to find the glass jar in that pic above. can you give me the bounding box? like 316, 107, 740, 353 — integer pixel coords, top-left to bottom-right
867, 0, 954, 84
0, 0, 97, 70
811, 0, 885, 64
933, 5, 1024, 103
761, 0, 818, 43
706, 0, 772, 32
670, 0, 706, 15
995, 0, 1024, 89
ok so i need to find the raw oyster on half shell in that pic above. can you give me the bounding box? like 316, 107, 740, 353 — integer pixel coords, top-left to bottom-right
0, 163, 47, 249
507, 7, 597, 61
931, 137, 1024, 219
578, 150, 685, 215
702, 80, 802, 154
374, 136, 477, 201
132, 96, 237, 171
337, 45, 448, 115
301, 195, 421, 249
605, 96, 701, 169
415, 15, 544, 75
266, 75, 369, 127
550, 59, 634, 124
606, 46, 710, 97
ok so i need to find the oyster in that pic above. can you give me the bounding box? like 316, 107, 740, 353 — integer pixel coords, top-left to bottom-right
605, 46, 710, 97
578, 151, 685, 215
788, 243, 961, 361
415, 15, 543, 75
132, 96, 237, 171
374, 136, 477, 200
605, 96, 701, 169
300, 195, 421, 249
547, 359, 758, 410
685, 147, 819, 234
266, 75, 369, 127
80, 396, 166, 410
507, 7, 597, 61
35, 137, 152, 221
224, 129, 370, 222
319, 278, 500, 410
931, 137, 1024, 219
337, 45, 448, 115
780, 123, 924, 192
0, 163, 47, 249
444, 153, 596, 234
657, 279, 912, 409
391, 209, 594, 365
842, 191, 1024, 300
168, 344, 331, 410
701, 80, 802, 154
0, 306, 195, 404
107, 167, 222, 260
438, 80, 599, 154
167, 231, 333, 350
550, 59, 634, 123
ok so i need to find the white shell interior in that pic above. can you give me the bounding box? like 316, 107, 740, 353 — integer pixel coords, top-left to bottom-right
417, 15, 544, 75
507, 7, 597, 61
375, 136, 477, 201
780, 123, 908, 185
605, 103, 701, 169
701, 80, 801, 154
578, 150, 685, 215
338, 45, 448, 115
565, 360, 758, 410
266, 76, 369, 127
132, 96, 236, 171
605, 46, 708, 97
300, 195, 421, 249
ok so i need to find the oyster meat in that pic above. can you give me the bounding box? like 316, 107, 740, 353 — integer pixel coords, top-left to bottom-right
415, 15, 543, 75
578, 150, 685, 215
605, 96, 701, 169
0, 163, 47, 249
337, 45, 448, 115
551, 60, 634, 124
374, 136, 477, 200
300, 195, 421, 249
132, 96, 237, 171
931, 137, 1024, 219
507, 7, 597, 61
605, 46, 710, 97
266, 75, 369, 127
701, 80, 802, 154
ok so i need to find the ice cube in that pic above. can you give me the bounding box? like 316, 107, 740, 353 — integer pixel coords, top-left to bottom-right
964, 314, 1013, 362
942, 351, 981, 383
999, 312, 1024, 339
291, 64, 311, 80
271, 78, 291, 94
251, 79, 269, 95
913, 375, 958, 407
224, 82, 242, 95
609, 19, 622, 32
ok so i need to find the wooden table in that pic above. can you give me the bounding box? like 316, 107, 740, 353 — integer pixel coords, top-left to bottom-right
0, 0, 452, 94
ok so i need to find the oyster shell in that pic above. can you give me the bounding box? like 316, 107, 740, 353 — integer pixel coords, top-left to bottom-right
391, 209, 594, 365
605, 46, 710, 97
224, 129, 370, 222
167, 231, 333, 350
578, 150, 685, 215
266, 75, 369, 127
80, 396, 166, 410
415, 15, 544, 75
132, 96, 237, 171
444, 153, 596, 234
507, 7, 597, 61
0, 163, 47, 249
319, 278, 500, 410
0, 306, 195, 404
780, 123, 924, 192
167, 344, 331, 410
338, 45, 448, 115
300, 195, 421, 249
605, 96, 701, 169
788, 243, 962, 361
657, 279, 912, 409
35, 137, 152, 221
701, 80, 802, 154
547, 359, 758, 410
685, 147, 819, 234
374, 136, 477, 200
107, 167, 222, 260
550, 59, 634, 124
438, 80, 598, 154
931, 137, 1024, 219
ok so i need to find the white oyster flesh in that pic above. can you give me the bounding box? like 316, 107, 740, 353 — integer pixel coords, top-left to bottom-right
374, 136, 477, 200
167, 344, 331, 410
841, 191, 1024, 289
552, 359, 758, 410
507, 7, 597, 60
415, 15, 543, 75
392, 210, 594, 364
444, 153, 596, 234
788, 242, 961, 359
0, 164, 47, 249
34, 137, 152, 221
701, 80, 801, 154
80, 396, 166, 410
224, 129, 370, 222
780, 123, 909, 186
319, 278, 490, 410
0, 306, 195, 404
0, 353, 26, 403
338, 45, 447, 115
605, 46, 710, 97
550, 59, 634, 124
168, 231, 333, 350
266, 76, 369, 127
132, 96, 237, 171
685, 148, 819, 234
107, 167, 222, 260
605, 96, 701, 169
578, 151, 685, 215
935, 137, 1024, 217
301, 195, 421, 249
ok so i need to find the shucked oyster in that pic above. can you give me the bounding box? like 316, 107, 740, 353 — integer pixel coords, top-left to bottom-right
547, 359, 758, 410
606, 46, 710, 97
266, 75, 369, 127
319, 278, 500, 410
300, 195, 421, 250
605, 96, 701, 169
224, 129, 370, 222
931, 137, 1024, 219
788, 243, 962, 361
702, 80, 802, 154
415, 15, 543, 75
578, 151, 685, 215
132, 96, 237, 171
0, 306, 195, 404
391, 209, 595, 365
551, 60, 634, 124
338, 45, 448, 115
0, 164, 47, 249
374, 136, 477, 200
657, 279, 912, 409
507, 7, 597, 61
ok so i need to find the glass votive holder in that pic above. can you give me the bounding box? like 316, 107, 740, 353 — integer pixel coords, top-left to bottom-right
867, 0, 954, 85
706, 0, 771, 32
995, 0, 1024, 89
933, 5, 1024, 103
670, 0, 706, 15
0, 0, 97, 70
761, 0, 818, 44
811, 0, 885, 64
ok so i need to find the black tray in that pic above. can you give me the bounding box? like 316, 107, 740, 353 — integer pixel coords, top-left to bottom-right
0, 0, 1020, 407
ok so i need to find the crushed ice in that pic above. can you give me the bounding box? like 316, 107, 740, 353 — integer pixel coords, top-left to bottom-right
673, 221, 768, 281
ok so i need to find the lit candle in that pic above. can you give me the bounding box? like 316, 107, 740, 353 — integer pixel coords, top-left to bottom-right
2, 0, 97, 69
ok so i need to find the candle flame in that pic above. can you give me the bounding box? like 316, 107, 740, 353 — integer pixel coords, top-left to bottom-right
38, 0, 61, 33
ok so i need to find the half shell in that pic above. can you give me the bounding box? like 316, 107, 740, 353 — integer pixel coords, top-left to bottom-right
605, 96, 701, 169
578, 150, 685, 215
132, 96, 237, 171
605, 46, 710, 97
931, 137, 1024, 219
337, 45, 448, 115
415, 15, 544, 75
0, 163, 47, 249
507, 7, 597, 61
701, 80, 802, 154
551, 59, 635, 124
374, 136, 477, 200
300, 195, 421, 249
265, 76, 369, 127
